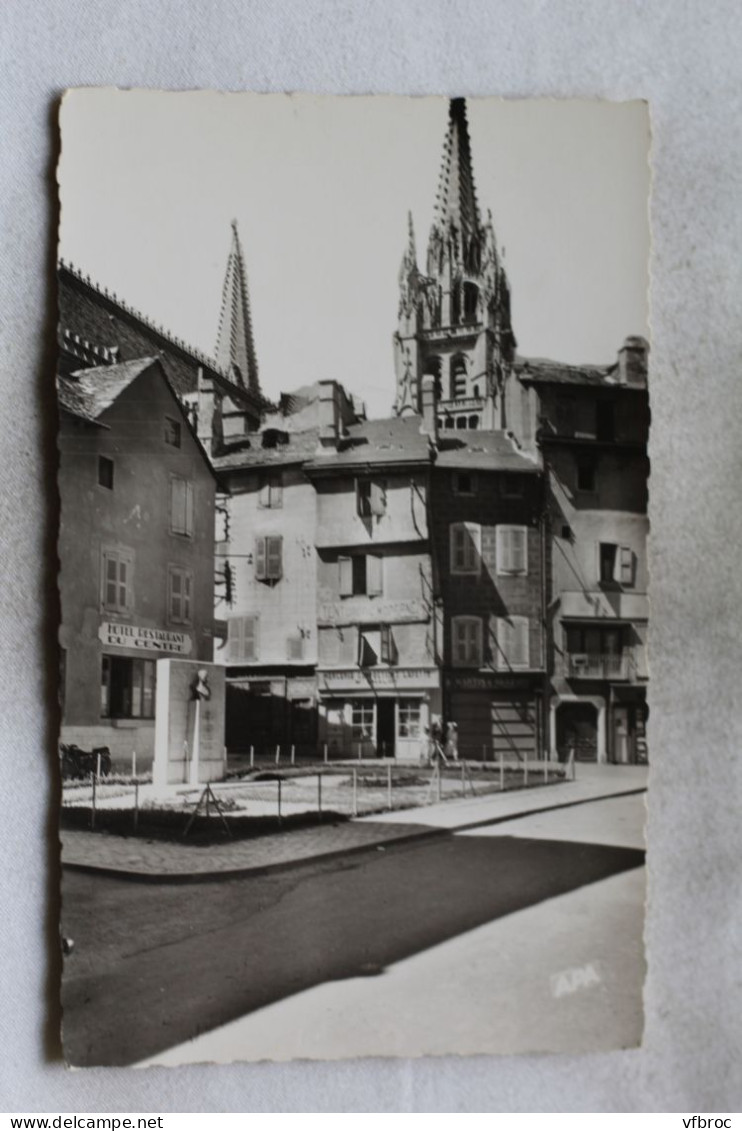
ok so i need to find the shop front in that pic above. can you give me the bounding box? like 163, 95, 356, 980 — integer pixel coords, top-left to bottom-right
317, 667, 441, 761
444, 671, 546, 762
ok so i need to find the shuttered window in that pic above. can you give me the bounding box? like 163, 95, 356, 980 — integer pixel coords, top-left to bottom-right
356, 478, 387, 517
170, 477, 194, 537
101, 548, 133, 613
227, 616, 258, 662
495, 616, 530, 669
618, 545, 635, 586
481, 525, 498, 577
339, 554, 383, 596
496, 526, 528, 575
168, 566, 193, 624
450, 522, 481, 574
286, 635, 304, 661
452, 617, 483, 667
256, 536, 283, 581
258, 473, 283, 508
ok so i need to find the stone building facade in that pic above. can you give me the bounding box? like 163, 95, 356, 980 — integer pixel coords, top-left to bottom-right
57, 358, 218, 767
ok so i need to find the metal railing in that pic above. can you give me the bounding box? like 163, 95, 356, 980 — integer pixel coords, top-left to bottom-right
564, 652, 631, 679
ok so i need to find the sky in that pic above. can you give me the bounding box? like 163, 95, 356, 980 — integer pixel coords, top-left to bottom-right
59, 92, 650, 419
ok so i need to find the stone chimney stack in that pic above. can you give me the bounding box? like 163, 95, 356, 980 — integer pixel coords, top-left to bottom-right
617, 336, 649, 386
420, 373, 438, 443
317, 380, 341, 450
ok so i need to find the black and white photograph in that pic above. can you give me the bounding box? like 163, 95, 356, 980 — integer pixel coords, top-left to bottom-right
56, 91, 650, 1067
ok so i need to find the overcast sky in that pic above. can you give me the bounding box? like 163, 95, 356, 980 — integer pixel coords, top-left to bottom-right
59, 91, 649, 418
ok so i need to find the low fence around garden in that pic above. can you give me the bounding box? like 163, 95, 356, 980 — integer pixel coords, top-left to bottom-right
60, 752, 575, 837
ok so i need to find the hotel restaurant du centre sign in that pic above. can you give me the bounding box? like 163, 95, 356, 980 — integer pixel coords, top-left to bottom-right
98, 620, 193, 656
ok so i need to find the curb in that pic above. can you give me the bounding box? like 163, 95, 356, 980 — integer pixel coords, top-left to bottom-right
61, 785, 646, 884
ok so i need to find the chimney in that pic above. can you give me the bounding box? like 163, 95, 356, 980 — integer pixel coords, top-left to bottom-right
317, 380, 341, 450
196, 365, 223, 456
420, 374, 438, 443
617, 336, 649, 386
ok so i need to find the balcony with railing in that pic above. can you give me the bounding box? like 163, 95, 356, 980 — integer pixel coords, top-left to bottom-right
564, 652, 632, 680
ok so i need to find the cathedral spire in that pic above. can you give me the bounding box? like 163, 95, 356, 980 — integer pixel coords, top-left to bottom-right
215, 220, 260, 394
432, 98, 480, 250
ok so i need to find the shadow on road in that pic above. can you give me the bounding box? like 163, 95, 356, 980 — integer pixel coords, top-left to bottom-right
61, 831, 644, 1066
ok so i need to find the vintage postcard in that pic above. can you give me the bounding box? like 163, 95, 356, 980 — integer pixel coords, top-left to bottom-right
57, 92, 650, 1066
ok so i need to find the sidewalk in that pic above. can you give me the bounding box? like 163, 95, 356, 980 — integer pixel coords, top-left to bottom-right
61, 763, 647, 882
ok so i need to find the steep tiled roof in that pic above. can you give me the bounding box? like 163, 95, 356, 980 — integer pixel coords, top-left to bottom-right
57, 358, 156, 421
514, 357, 611, 386
436, 429, 540, 473
307, 415, 432, 472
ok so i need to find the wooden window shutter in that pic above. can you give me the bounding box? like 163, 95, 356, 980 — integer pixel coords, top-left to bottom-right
258, 476, 271, 507
496, 527, 509, 574
618, 545, 634, 586
512, 527, 527, 574
118, 558, 129, 609
227, 617, 244, 662
513, 618, 529, 667
370, 480, 386, 516
266, 536, 283, 580
255, 537, 267, 580
380, 624, 396, 664
183, 572, 192, 620
185, 481, 194, 536
366, 554, 383, 596
272, 476, 283, 508
481, 525, 498, 577
338, 556, 353, 596
496, 617, 511, 669
339, 627, 357, 665
170, 568, 181, 620
244, 617, 257, 661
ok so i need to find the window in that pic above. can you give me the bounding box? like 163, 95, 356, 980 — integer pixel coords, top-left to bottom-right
452, 354, 467, 397
576, 457, 597, 493
339, 554, 383, 597
356, 478, 386, 518
452, 616, 483, 667
450, 522, 481, 575
227, 615, 258, 662
258, 473, 283, 509
496, 526, 528, 575
351, 700, 375, 742
287, 635, 304, 661
101, 548, 133, 613
164, 417, 182, 448
101, 656, 155, 719
599, 542, 635, 586
453, 471, 477, 496
168, 566, 193, 624
170, 477, 194, 536
290, 698, 315, 743
495, 616, 530, 669
358, 625, 397, 667
398, 699, 422, 738
256, 535, 283, 581
468, 415, 480, 429
98, 456, 114, 489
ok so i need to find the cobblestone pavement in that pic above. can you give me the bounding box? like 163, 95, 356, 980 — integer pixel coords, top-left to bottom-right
60, 764, 646, 880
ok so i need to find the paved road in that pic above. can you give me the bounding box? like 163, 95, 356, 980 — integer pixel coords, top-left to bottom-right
61, 794, 645, 1066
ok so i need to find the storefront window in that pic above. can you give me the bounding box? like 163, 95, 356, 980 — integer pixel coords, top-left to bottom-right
398, 699, 422, 738
350, 700, 374, 742
101, 655, 156, 719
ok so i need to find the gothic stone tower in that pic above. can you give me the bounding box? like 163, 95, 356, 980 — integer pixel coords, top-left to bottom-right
393, 98, 516, 431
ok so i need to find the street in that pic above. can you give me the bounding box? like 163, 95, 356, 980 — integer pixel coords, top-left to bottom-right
61, 793, 645, 1066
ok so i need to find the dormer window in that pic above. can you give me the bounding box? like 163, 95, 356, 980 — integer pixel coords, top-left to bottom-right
164, 417, 182, 448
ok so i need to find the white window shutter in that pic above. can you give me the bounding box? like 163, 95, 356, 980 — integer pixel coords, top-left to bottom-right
514, 618, 529, 667
366, 554, 383, 596
339, 556, 353, 596
272, 477, 283, 508
370, 480, 386, 516
259, 477, 271, 507
481, 525, 497, 576
185, 481, 194, 535
496, 527, 509, 574
618, 545, 634, 585
183, 572, 192, 620
244, 617, 257, 661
